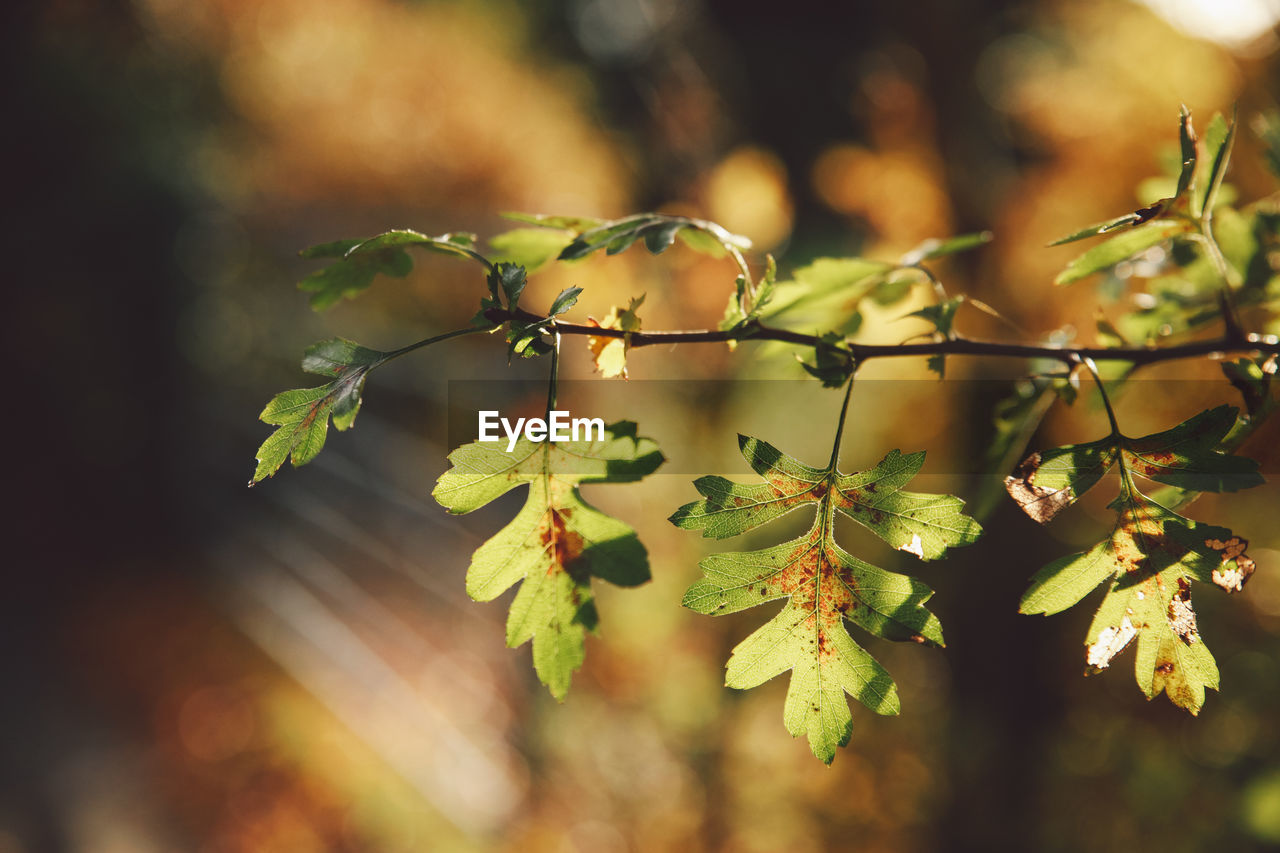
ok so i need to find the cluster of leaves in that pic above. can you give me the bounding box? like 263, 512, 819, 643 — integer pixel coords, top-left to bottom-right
249, 106, 1280, 763
1051, 109, 1280, 345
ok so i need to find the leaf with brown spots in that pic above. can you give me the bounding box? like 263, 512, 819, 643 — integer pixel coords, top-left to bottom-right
834, 449, 982, 558
1122, 405, 1261, 493
1004, 438, 1117, 524
673, 438, 982, 557
674, 435, 978, 762
1021, 487, 1255, 714
433, 422, 664, 699
1006, 406, 1260, 523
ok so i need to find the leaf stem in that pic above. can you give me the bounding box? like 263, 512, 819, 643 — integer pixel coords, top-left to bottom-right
909, 263, 951, 304
1080, 357, 1121, 437
544, 329, 561, 421
827, 373, 857, 472
382, 326, 491, 362
1081, 356, 1138, 495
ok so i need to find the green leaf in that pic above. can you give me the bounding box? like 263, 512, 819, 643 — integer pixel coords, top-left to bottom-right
348, 229, 478, 254
795, 332, 854, 388
1004, 436, 1120, 523
833, 449, 983, 558
251, 338, 388, 483
500, 212, 605, 231
1055, 219, 1189, 285
1048, 207, 1169, 247
720, 254, 777, 333
1122, 405, 1262, 493
548, 286, 582, 317
906, 296, 963, 339
1004, 406, 1260, 523
1252, 111, 1280, 180
1022, 491, 1251, 713
792, 257, 891, 294
899, 231, 992, 264
759, 257, 892, 334
489, 228, 576, 272
432, 422, 664, 699
1221, 356, 1277, 418
673, 434, 980, 762
676, 227, 731, 257
488, 262, 528, 309
1194, 112, 1235, 220
557, 214, 751, 262
1049, 108, 1197, 249
298, 229, 482, 310
1014, 407, 1262, 713
299, 242, 413, 311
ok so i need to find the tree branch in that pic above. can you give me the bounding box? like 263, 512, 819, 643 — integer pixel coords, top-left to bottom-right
488, 308, 1280, 366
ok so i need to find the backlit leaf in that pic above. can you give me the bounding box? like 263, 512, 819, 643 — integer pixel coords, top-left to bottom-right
433, 422, 664, 698
1055, 220, 1189, 285
489, 227, 576, 272
899, 231, 992, 264
1014, 407, 1261, 712
1194, 112, 1235, 219
252, 338, 388, 483
558, 214, 751, 261
586, 295, 644, 379
298, 229, 481, 310
673, 433, 980, 762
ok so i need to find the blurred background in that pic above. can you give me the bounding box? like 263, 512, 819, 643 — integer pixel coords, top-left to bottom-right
8, 0, 1280, 850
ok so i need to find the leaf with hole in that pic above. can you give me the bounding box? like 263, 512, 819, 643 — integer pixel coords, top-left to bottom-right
1014, 406, 1262, 712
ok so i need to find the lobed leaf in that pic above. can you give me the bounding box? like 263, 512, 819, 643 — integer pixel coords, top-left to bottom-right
834, 450, 983, 558
1014, 406, 1262, 713
1023, 493, 1243, 713
1005, 406, 1259, 524
298, 229, 480, 310
1004, 437, 1119, 523
673, 434, 980, 762
251, 338, 388, 483
433, 423, 663, 698
557, 214, 751, 262
1121, 405, 1262, 493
